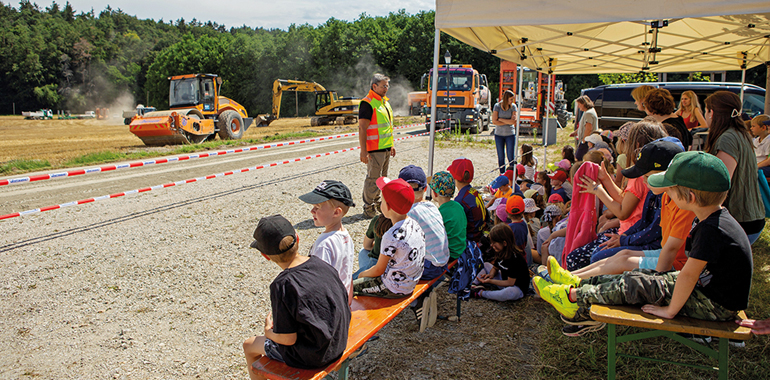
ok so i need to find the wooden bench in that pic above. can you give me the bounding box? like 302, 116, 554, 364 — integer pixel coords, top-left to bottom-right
250, 272, 448, 380
590, 305, 752, 380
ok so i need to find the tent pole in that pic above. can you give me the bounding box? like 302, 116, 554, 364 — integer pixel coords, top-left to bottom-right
544, 74, 553, 169
740, 67, 746, 105
427, 28, 440, 189
513, 65, 524, 170
765, 62, 770, 115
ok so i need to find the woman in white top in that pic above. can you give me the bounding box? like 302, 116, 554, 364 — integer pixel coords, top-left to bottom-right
570, 95, 598, 161
492, 90, 518, 174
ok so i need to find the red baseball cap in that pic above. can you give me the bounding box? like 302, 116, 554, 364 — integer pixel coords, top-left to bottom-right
376, 177, 414, 215
548, 170, 567, 182
447, 157, 474, 182
506, 195, 525, 215
516, 164, 525, 176
548, 193, 565, 203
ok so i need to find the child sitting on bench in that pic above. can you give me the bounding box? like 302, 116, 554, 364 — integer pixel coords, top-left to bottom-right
354, 177, 426, 298
535, 151, 753, 324
243, 215, 351, 378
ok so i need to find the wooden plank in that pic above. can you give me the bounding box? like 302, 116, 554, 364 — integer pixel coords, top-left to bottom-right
251, 275, 445, 380
590, 305, 751, 340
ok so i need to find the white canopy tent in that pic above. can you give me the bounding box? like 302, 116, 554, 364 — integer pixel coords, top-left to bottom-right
426, 1, 770, 176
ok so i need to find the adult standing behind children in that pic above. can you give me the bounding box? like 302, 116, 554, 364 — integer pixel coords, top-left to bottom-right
570, 95, 598, 161
359, 73, 396, 218
243, 215, 350, 376
492, 90, 518, 173
299, 180, 356, 304
704, 91, 765, 243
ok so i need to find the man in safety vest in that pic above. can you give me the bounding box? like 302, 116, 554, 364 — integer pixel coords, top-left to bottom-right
358, 73, 396, 218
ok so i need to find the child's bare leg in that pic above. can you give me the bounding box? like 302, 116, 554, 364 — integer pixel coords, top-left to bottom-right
243, 336, 268, 380
574, 249, 643, 278
532, 249, 542, 265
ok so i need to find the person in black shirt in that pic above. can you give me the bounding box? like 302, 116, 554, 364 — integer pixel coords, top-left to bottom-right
471, 223, 529, 302
243, 215, 350, 377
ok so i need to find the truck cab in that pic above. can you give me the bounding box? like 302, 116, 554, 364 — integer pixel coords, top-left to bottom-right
421, 64, 491, 134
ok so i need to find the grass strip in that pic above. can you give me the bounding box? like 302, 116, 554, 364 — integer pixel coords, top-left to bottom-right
0, 159, 51, 174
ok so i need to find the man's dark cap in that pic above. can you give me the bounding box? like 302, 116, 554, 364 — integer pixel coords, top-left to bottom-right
250, 214, 296, 255
298, 180, 355, 207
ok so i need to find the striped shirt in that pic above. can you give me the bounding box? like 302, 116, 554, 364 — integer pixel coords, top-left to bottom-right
408, 201, 450, 266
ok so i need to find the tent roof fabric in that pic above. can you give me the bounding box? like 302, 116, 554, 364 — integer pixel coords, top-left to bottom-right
436, 0, 770, 74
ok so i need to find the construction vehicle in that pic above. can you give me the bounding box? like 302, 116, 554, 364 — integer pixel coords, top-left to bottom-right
122, 105, 157, 125
22, 109, 53, 120
420, 64, 491, 134
407, 91, 427, 115
129, 73, 253, 146
256, 79, 359, 128
499, 60, 571, 131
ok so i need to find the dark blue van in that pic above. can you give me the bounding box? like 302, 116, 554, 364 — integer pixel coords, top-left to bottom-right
578, 82, 766, 130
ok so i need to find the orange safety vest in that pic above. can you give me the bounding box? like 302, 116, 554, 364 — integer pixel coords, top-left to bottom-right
361, 90, 394, 151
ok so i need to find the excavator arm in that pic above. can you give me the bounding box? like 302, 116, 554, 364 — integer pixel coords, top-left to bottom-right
256, 79, 327, 127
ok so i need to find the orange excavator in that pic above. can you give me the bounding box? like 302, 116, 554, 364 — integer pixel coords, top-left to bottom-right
128, 73, 253, 145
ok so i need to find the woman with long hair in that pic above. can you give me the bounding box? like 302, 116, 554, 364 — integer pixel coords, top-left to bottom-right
704, 91, 765, 243
471, 223, 529, 302
492, 90, 518, 174
570, 95, 598, 161
675, 90, 707, 130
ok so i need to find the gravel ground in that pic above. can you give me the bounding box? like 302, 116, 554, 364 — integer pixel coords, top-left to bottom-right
0, 134, 549, 379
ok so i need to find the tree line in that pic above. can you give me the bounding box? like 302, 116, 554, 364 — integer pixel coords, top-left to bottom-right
1, 1, 765, 116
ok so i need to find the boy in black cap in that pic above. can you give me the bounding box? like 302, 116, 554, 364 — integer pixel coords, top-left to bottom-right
243, 215, 350, 377
299, 180, 356, 304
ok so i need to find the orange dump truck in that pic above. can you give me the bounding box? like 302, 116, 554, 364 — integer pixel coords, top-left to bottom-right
129, 73, 252, 145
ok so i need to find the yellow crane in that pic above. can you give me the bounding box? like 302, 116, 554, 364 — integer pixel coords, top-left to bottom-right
256, 79, 360, 127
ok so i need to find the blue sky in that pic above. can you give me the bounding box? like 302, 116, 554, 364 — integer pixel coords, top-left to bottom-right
63, 0, 436, 30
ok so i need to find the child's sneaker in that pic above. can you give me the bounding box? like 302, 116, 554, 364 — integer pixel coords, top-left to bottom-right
547, 256, 581, 287
470, 287, 484, 299
562, 323, 606, 337
677, 333, 711, 344
532, 276, 578, 319
729, 339, 746, 348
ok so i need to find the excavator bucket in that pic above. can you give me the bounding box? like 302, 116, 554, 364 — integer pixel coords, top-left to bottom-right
255, 114, 275, 128
129, 110, 191, 146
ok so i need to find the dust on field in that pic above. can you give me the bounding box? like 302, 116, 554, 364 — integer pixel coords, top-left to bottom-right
0, 116, 358, 165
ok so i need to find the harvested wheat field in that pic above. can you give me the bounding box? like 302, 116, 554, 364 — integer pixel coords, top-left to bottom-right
0, 115, 372, 165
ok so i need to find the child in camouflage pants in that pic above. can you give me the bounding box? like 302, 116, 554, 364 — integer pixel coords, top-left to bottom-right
535, 151, 753, 324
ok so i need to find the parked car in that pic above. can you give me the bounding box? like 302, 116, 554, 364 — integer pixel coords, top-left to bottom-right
577, 82, 766, 130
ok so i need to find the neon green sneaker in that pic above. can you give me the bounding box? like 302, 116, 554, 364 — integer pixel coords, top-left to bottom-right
533, 276, 578, 319
548, 256, 582, 287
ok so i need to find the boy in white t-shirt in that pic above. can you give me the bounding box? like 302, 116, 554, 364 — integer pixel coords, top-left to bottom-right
299, 180, 356, 304
750, 114, 770, 178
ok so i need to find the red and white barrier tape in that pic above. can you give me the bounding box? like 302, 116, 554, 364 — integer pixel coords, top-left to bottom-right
0, 127, 447, 221
0, 121, 434, 187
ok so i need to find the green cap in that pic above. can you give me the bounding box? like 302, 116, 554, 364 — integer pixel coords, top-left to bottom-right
647, 151, 730, 192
